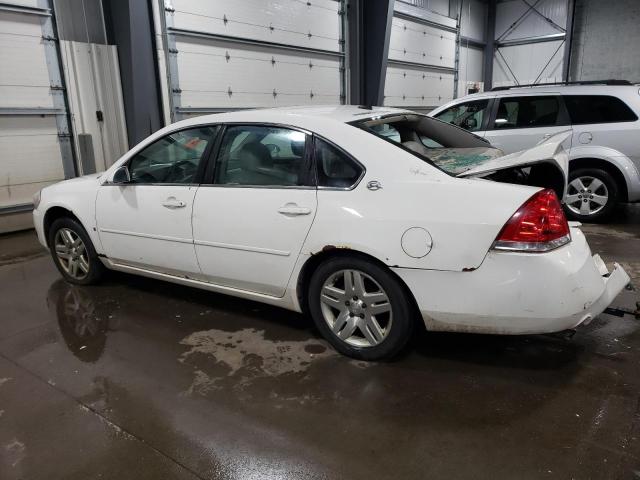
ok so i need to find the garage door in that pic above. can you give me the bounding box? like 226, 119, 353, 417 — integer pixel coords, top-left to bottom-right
158, 0, 345, 120
384, 4, 457, 112
0, 0, 74, 227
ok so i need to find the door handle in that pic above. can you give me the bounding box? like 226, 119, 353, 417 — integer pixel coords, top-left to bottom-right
278, 204, 312, 216
162, 198, 186, 209
543, 133, 552, 139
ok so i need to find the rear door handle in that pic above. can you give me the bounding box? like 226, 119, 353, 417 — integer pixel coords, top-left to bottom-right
543, 133, 552, 139
162, 197, 186, 209
278, 204, 312, 216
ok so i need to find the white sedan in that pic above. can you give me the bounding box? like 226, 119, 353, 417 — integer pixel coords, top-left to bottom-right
33, 106, 630, 360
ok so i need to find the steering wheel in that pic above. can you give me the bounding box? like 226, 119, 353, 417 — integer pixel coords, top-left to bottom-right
165, 159, 197, 183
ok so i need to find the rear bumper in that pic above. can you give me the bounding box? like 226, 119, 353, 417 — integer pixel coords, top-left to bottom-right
393, 228, 630, 335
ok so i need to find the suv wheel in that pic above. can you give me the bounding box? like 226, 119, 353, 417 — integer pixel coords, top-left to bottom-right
308, 256, 414, 361
565, 168, 618, 222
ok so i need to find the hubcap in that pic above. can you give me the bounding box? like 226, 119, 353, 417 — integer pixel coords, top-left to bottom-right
54, 228, 90, 280
319, 269, 392, 348
566, 176, 609, 216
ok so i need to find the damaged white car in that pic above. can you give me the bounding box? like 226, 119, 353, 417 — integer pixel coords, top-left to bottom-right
33, 106, 630, 360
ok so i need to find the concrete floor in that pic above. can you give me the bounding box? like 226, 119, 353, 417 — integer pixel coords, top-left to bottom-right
1, 207, 639, 480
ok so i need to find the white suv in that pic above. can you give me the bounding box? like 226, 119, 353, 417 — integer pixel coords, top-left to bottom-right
429, 81, 640, 221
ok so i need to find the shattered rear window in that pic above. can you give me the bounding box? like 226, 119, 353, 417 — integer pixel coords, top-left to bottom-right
352, 114, 501, 175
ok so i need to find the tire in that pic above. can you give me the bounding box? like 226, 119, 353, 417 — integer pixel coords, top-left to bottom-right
48, 217, 105, 285
564, 167, 619, 222
308, 256, 415, 361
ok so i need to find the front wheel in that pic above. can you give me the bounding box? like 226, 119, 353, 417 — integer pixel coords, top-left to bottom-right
48, 217, 105, 285
564, 168, 618, 222
308, 256, 415, 361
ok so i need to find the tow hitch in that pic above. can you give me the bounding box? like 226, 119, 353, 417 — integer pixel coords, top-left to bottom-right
603, 302, 640, 320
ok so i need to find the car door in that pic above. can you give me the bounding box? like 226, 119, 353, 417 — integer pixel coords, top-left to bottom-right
483, 95, 572, 154
96, 126, 219, 276
192, 124, 317, 297
432, 98, 492, 137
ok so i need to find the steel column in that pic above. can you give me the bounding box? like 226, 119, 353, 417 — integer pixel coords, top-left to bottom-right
483, 0, 496, 90
562, 0, 575, 81
347, 0, 395, 106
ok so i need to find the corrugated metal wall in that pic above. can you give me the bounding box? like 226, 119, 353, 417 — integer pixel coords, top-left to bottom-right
157, 0, 345, 120
493, 0, 568, 87
569, 0, 640, 82
458, 0, 485, 96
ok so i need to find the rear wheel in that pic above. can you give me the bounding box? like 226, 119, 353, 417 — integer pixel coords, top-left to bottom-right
48, 217, 105, 285
565, 168, 618, 222
308, 256, 414, 360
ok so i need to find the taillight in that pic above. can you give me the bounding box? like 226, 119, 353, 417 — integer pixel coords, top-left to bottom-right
493, 189, 570, 253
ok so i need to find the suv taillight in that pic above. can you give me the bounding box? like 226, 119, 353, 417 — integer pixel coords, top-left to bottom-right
493, 189, 570, 253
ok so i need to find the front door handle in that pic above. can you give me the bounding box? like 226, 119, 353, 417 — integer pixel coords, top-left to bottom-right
278, 204, 312, 216
543, 133, 552, 139
162, 197, 186, 209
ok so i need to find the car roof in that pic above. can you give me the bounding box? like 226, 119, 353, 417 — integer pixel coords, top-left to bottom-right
171, 105, 414, 129
449, 84, 639, 100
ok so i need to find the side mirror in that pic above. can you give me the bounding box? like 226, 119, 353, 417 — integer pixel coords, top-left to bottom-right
112, 165, 131, 184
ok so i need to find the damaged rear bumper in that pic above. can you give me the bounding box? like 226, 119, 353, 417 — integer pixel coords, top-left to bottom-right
393, 228, 631, 335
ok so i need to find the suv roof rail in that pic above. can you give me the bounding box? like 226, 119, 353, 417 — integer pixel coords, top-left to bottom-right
490, 79, 633, 91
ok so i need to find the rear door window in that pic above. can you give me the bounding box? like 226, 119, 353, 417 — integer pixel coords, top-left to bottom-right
314, 137, 364, 189
563, 95, 638, 124
493, 96, 560, 129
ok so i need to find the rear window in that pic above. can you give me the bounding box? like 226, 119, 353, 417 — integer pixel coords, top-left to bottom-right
353, 114, 502, 175
563, 95, 638, 124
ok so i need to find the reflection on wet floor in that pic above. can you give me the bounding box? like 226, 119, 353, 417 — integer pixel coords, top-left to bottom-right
1, 208, 639, 479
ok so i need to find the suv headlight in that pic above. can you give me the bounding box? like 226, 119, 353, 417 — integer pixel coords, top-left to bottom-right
32, 190, 41, 210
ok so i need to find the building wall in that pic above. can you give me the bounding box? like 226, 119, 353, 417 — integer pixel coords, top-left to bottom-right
492, 0, 567, 87
569, 0, 640, 82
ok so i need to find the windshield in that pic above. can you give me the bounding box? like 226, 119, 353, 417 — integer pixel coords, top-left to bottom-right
352, 114, 502, 175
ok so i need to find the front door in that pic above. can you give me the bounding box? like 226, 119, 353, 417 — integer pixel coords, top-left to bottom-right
483, 95, 572, 154
96, 126, 218, 276
192, 124, 317, 297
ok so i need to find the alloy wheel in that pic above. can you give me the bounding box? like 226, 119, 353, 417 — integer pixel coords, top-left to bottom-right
566, 176, 609, 216
319, 269, 393, 348
54, 228, 90, 280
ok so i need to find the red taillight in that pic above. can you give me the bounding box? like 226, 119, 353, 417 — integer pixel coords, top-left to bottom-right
493, 189, 570, 252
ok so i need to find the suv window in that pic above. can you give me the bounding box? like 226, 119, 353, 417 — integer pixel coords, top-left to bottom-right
128, 126, 217, 184
214, 125, 311, 187
435, 100, 489, 132
493, 96, 560, 129
564, 95, 638, 124
314, 137, 363, 188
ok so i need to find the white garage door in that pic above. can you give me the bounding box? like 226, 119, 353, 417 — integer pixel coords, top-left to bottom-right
384, 6, 457, 112
158, 0, 345, 120
0, 0, 73, 228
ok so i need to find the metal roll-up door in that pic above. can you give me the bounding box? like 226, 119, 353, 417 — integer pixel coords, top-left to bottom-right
384, 4, 457, 112
157, 0, 346, 121
0, 0, 74, 232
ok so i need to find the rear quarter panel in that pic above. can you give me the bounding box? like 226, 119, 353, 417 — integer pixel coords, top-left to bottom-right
305, 155, 539, 271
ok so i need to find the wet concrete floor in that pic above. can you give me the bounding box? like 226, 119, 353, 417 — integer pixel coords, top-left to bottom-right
1, 206, 639, 479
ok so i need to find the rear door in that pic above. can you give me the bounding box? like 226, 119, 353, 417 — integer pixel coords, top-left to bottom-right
483, 95, 572, 154
191, 124, 317, 297
563, 94, 640, 163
